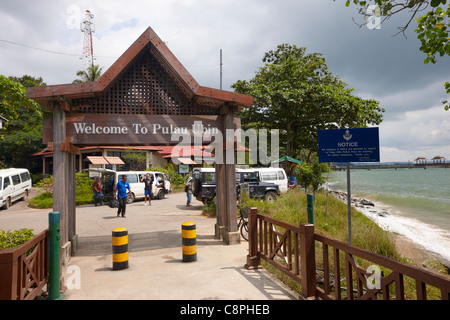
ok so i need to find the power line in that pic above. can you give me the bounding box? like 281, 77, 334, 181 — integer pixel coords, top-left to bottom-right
0, 38, 221, 68
0, 39, 117, 59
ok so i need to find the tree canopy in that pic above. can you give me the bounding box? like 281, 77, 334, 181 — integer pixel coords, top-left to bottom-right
341, 0, 450, 110
73, 64, 103, 83
0, 75, 44, 168
232, 44, 384, 162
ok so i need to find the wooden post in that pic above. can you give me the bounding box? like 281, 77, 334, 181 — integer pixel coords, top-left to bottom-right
219, 103, 239, 245
52, 102, 68, 246
52, 101, 77, 264
67, 153, 77, 255
299, 223, 316, 299
214, 163, 226, 239
0, 251, 17, 300
245, 207, 261, 270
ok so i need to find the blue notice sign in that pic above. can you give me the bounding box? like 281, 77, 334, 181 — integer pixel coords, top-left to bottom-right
318, 127, 380, 163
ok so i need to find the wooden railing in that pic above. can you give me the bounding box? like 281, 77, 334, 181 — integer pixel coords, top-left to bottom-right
0, 230, 49, 300
245, 208, 450, 300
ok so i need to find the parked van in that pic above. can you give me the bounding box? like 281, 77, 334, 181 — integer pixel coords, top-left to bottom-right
0, 168, 32, 209
237, 167, 288, 193
192, 167, 280, 203
89, 169, 171, 203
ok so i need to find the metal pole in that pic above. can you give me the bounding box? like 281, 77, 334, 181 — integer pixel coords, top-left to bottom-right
307, 193, 314, 224
347, 162, 352, 244
48, 212, 62, 300
220, 49, 223, 90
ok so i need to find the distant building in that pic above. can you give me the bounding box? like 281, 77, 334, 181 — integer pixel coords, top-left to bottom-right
414, 156, 427, 164
431, 155, 446, 163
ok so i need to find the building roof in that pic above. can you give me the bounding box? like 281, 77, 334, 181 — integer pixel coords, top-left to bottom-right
87, 156, 125, 165
26, 26, 253, 109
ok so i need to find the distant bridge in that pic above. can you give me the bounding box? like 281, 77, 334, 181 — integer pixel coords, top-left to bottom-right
330, 162, 450, 171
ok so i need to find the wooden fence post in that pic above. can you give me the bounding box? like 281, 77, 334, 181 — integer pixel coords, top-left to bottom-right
299, 223, 316, 299
0, 251, 17, 300
245, 207, 261, 270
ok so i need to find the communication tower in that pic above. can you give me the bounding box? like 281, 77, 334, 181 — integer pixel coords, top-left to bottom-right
80, 10, 95, 72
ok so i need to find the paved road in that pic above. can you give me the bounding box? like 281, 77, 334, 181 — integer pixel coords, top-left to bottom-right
0, 189, 297, 300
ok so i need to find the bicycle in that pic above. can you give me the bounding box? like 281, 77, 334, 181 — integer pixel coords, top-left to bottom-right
237, 202, 249, 241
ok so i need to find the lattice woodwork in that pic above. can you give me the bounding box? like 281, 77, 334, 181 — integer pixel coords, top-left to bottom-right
71, 47, 221, 115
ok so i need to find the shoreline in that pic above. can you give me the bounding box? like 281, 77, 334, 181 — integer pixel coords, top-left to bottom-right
327, 189, 450, 273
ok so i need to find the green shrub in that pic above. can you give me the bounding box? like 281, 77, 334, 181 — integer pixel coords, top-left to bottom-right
149, 163, 185, 188
0, 229, 35, 251
29, 172, 96, 208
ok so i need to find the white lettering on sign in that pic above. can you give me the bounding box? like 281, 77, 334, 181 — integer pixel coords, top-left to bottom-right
192, 121, 220, 135
152, 124, 189, 135
73, 123, 128, 135
72, 122, 221, 136
337, 142, 358, 147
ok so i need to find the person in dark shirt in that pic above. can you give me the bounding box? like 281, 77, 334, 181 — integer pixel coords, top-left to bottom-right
141, 173, 154, 206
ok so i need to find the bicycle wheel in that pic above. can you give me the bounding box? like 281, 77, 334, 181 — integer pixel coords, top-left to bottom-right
240, 221, 249, 241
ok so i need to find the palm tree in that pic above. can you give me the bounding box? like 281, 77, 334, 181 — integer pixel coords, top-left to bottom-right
73, 64, 103, 83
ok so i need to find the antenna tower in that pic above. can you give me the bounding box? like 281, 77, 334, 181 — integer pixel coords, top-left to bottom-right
80, 10, 95, 73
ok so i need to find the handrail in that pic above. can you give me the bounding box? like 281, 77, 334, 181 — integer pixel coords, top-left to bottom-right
245, 208, 450, 300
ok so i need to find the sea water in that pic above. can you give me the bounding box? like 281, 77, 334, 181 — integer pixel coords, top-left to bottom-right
325, 168, 450, 262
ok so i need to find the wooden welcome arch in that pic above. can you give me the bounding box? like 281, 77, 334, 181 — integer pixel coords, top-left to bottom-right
27, 27, 253, 260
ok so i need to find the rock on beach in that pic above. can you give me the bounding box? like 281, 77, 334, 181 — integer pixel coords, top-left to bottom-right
328, 190, 388, 217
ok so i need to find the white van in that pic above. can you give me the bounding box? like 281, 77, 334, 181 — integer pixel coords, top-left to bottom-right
90, 169, 171, 203
0, 168, 32, 209
237, 167, 288, 193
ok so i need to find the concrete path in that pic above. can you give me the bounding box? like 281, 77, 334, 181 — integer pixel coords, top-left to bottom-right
0, 190, 297, 300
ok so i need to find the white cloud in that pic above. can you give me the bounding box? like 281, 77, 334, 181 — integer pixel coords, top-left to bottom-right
1, 0, 449, 161
380, 106, 450, 161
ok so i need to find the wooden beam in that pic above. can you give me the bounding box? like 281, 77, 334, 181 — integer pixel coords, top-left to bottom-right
60, 141, 80, 154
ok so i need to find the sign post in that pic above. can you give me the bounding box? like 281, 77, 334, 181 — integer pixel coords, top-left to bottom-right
318, 127, 380, 244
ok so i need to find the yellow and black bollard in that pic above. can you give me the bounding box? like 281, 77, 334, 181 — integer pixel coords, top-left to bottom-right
182, 221, 197, 262
112, 227, 129, 270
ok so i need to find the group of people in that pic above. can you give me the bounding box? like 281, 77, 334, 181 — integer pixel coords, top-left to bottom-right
92, 173, 194, 216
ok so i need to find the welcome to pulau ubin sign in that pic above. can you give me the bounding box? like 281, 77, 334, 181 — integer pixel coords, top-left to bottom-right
52, 114, 279, 165
64, 114, 229, 145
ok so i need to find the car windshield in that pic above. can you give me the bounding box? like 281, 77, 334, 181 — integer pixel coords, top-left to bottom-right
202, 172, 215, 184
242, 172, 259, 182
0, 177, 2, 190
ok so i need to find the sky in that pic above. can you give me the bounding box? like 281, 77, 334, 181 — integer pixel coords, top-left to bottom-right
1, 0, 449, 162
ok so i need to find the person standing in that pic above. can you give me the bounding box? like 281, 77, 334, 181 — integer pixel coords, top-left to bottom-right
141, 173, 153, 206
185, 177, 192, 207
92, 176, 104, 206
114, 175, 131, 217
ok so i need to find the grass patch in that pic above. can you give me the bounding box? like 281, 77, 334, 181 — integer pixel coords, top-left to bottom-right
246, 189, 400, 260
